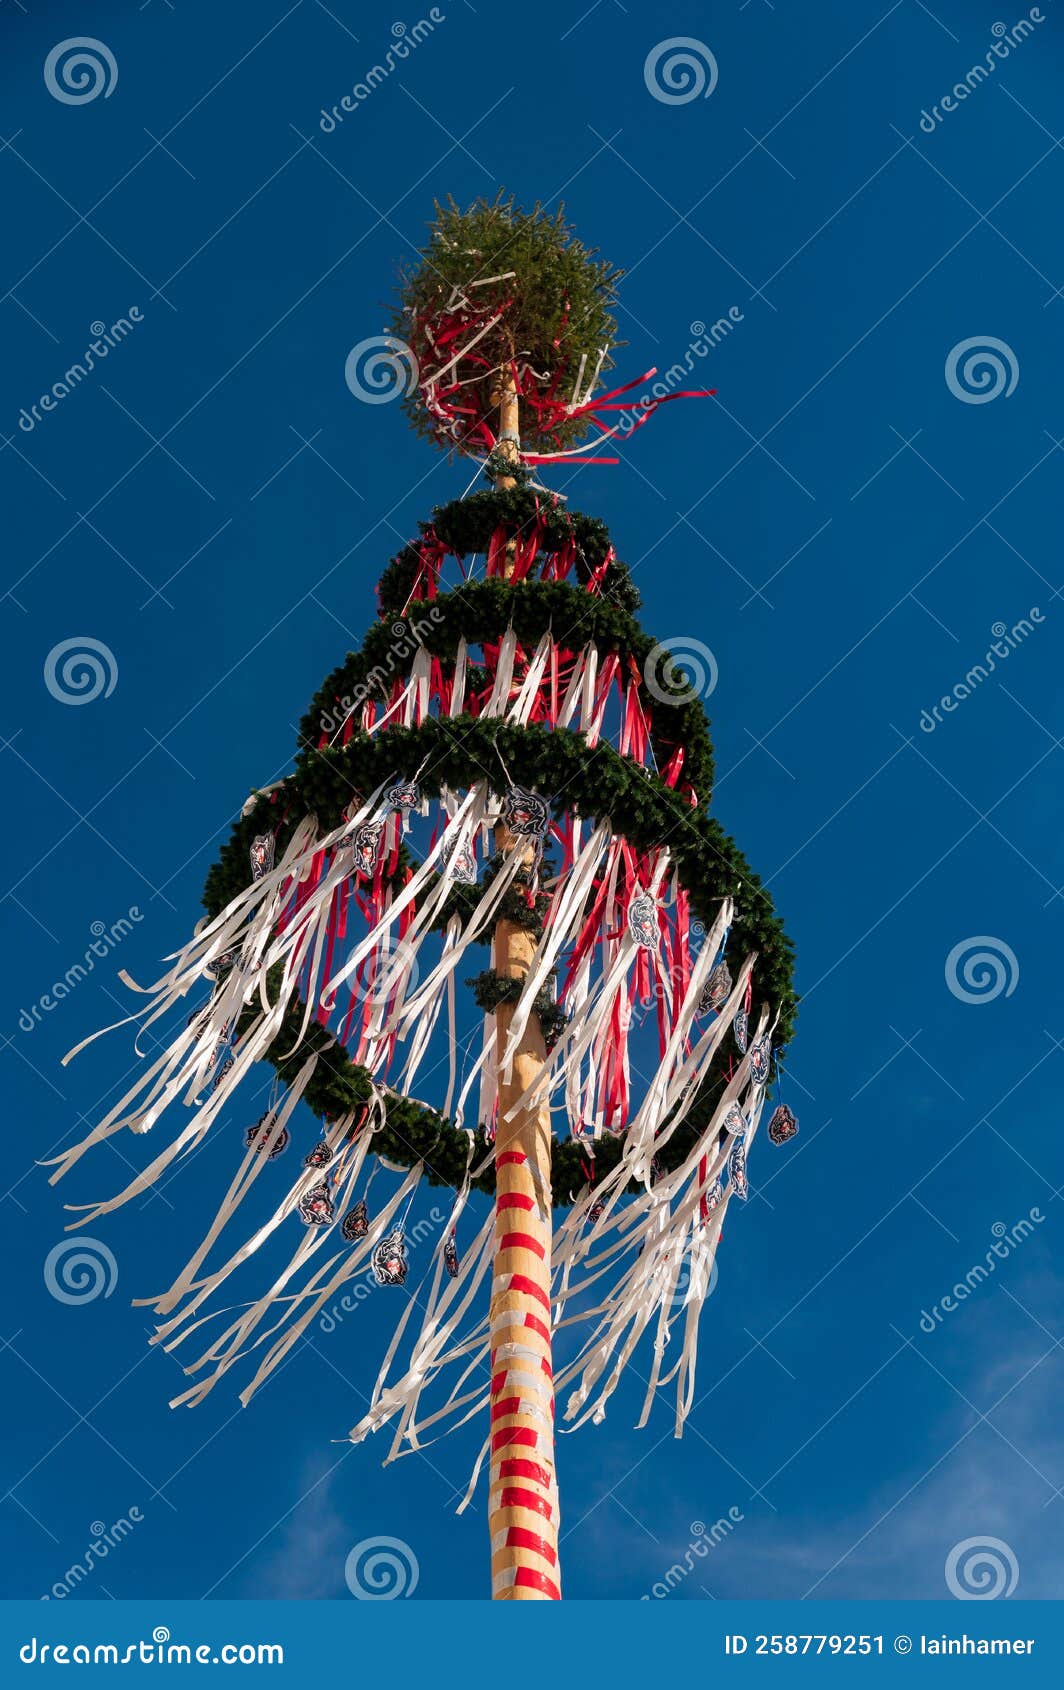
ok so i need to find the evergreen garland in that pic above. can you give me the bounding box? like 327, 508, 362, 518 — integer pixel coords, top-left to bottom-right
298, 577, 713, 796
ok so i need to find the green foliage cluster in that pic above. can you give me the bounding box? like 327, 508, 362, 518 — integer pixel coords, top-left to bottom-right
392, 195, 623, 455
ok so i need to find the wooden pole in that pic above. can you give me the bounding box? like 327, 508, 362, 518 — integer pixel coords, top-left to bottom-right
487, 375, 561, 1601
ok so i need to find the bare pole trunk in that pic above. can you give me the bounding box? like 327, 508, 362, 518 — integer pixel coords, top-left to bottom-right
486, 374, 561, 1601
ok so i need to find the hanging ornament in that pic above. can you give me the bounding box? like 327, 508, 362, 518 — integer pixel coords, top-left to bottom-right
245, 1113, 289, 1159
650, 1155, 665, 1187
749, 1037, 771, 1086
728, 1136, 749, 1201
444, 1232, 459, 1278
386, 780, 420, 832
733, 1004, 749, 1054
206, 949, 235, 979
768, 1104, 799, 1146
351, 818, 385, 877
211, 1052, 234, 1092
341, 1199, 369, 1241
704, 1174, 723, 1212
587, 1196, 605, 1224
249, 834, 275, 882
697, 959, 732, 1017
298, 1182, 334, 1226
503, 784, 549, 838
441, 832, 477, 885
372, 1227, 409, 1286
304, 1140, 333, 1170
721, 1101, 745, 1140
627, 891, 658, 950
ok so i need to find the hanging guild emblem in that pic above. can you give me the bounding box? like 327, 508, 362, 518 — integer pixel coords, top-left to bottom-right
304, 1140, 333, 1170
749, 1037, 771, 1086
503, 784, 549, 838
385, 780, 420, 832
721, 1101, 745, 1140
704, 1174, 724, 1212
249, 833, 275, 882
245, 1114, 289, 1159
371, 1227, 409, 1286
767, 1103, 799, 1146
298, 1182, 334, 1227
211, 1052, 234, 1092
696, 959, 732, 1017
441, 832, 477, 885
728, 1136, 749, 1201
627, 891, 658, 950
351, 818, 385, 878
733, 1004, 749, 1054
341, 1199, 369, 1241
444, 1232, 459, 1279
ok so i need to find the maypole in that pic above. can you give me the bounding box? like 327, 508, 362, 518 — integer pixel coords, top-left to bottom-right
49, 195, 801, 1604
487, 375, 560, 1600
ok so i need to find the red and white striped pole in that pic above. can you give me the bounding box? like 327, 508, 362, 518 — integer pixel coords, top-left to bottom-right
487, 377, 561, 1600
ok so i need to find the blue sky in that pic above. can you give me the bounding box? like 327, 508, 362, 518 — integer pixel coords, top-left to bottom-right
2, 0, 1063, 1605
